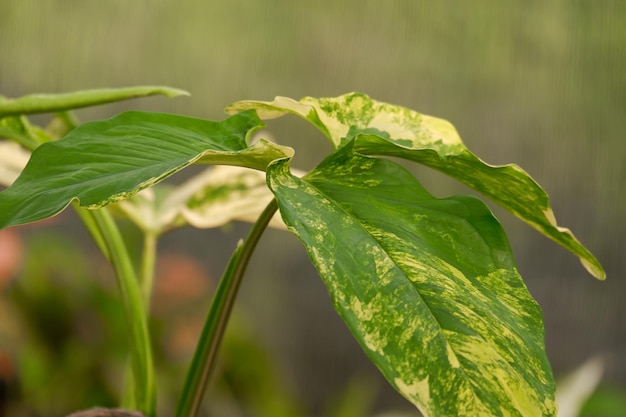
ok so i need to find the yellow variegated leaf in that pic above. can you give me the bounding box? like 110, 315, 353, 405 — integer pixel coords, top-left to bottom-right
268, 144, 557, 416
228, 93, 604, 280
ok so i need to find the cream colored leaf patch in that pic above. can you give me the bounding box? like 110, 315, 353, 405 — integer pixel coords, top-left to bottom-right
227, 92, 462, 152
112, 165, 307, 234
0, 141, 29, 187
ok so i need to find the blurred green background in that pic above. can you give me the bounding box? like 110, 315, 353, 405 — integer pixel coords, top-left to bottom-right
1, 1, 625, 416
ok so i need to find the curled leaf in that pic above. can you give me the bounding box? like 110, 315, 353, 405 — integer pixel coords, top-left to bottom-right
0, 86, 189, 117
229, 93, 605, 280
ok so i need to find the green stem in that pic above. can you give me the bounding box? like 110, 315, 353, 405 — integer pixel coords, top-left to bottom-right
140, 231, 159, 310
75, 205, 156, 411
73, 203, 110, 260
174, 199, 279, 417
54, 110, 79, 132
0, 127, 40, 151
77, 203, 158, 308
89, 208, 157, 417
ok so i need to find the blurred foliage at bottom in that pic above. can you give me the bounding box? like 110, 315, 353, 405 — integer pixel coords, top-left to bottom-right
0, 227, 380, 417
2, 227, 626, 417
580, 386, 626, 417
1, 230, 125, 416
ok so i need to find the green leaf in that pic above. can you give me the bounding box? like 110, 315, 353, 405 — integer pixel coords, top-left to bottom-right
228, 93, 605, 280
0, 110, 293, 229
267, 143, 556, 416
0, 86, 189, 117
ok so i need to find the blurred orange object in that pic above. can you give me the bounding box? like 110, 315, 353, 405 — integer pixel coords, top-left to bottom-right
153, 253, 211, 304
0, 229, 22, 291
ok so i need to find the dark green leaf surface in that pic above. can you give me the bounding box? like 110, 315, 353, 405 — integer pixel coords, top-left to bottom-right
0, 110, 293, 228
268, 145, 556, 416
228, 93, 605, 279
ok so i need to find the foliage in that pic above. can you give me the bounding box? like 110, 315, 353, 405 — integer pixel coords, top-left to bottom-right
0, 87, 605, 417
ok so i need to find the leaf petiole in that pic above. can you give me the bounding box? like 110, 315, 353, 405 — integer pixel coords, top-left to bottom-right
88, 208, 157, 417
140, 230, 159, 310
174, 198, 279, 417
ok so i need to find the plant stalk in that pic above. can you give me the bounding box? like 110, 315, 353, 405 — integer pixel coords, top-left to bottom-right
174, 198, 279, 417
140, 231, 159, 310
89, 208, 157, 417
73, 202, 110, 260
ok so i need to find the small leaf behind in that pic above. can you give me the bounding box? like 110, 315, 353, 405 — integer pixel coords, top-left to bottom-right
111, 166, 292, 234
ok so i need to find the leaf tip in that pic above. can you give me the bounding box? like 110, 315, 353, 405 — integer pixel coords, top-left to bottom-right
161, 87, 190, 98
580, 257, 606, 281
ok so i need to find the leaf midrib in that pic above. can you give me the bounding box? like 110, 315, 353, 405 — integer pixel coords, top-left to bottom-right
299, 174, 478, 398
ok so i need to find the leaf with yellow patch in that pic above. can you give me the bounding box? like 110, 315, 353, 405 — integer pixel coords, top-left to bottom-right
268, 143, 557, 416
228, 93, 604, 280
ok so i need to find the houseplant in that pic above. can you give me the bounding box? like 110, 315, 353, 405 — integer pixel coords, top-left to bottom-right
0, 86, 605, 417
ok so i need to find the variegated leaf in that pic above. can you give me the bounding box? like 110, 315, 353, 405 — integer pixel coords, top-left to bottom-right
268, 143, 556, 417
227, 93, 604, 280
